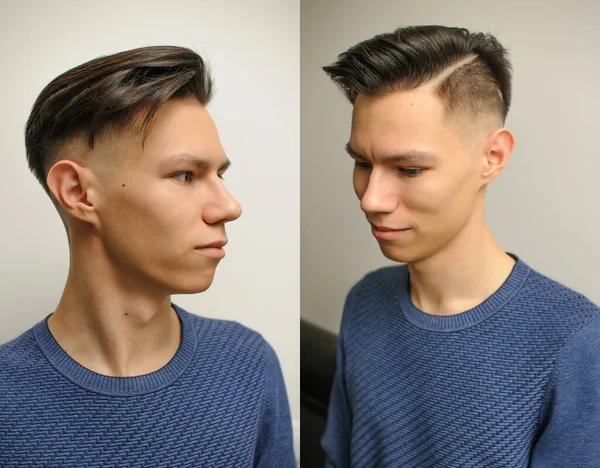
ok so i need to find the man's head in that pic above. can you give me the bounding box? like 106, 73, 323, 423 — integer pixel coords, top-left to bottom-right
323, 26, 515, 264
25, 46, 242, 295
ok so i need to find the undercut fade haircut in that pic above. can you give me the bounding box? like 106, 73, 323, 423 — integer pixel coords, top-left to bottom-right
323, 25, 512, 125
25, 45, 213, 197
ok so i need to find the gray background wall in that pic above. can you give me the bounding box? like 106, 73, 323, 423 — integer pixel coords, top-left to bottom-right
0, 0, 299, 455
301, 0, 600, 334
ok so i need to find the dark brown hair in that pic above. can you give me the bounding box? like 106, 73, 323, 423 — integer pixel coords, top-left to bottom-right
323, 25, 512, 125
25, 45, 213, 196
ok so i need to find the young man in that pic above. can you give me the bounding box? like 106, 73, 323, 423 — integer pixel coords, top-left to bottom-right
0, 46, 295, 467
321, 26, 600, 467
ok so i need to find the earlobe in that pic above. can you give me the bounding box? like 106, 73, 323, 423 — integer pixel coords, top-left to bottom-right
46, 160, 98, 224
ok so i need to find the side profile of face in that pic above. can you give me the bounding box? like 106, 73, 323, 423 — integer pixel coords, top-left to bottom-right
50, 98, 242, 295
348, 86, 507, 264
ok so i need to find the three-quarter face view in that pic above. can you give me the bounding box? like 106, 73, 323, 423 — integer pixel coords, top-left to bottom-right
316, 24, 600, 468
347, 83, 509, 265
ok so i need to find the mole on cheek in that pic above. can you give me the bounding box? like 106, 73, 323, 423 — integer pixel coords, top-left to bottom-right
122, 184, 126, 187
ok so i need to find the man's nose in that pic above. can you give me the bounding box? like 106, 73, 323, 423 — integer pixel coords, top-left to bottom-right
360, 171, 398, 214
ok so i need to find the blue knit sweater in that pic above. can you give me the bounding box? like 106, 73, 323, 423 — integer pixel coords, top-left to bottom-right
0, 304, 295, 467
322, 256, 600, 467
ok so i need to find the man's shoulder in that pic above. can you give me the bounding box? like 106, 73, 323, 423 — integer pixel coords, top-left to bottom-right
524, 266, 600, 318
0, 325, 40, 366
513, 264, 600, 348
0, 325, 45, 399
338, 265, 407, 333
175, 305, 273, 365
350, 264, 407, 298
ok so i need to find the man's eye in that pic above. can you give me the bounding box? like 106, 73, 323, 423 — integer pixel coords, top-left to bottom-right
172, 171, 194, 183
354, 161, 372, 170
399, 168, 423, 178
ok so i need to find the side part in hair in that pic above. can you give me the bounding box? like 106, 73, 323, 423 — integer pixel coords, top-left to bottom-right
322, 25, 512, 124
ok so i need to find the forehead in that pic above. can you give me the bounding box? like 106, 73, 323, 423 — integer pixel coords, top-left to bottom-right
56, 98, 228, 177
349, 88, 460, 155
352, 87, 448, 135
139, 98, 226, 163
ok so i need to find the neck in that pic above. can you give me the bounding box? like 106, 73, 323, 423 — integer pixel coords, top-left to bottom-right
48, 244, 181, 378
407, 216, 515, 316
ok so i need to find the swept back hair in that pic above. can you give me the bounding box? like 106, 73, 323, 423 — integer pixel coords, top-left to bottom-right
323, 25, 512, 125
25, 45, 213, 197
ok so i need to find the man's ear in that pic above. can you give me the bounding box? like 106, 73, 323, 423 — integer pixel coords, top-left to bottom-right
46, 160, 101, 228
480, 127, 515, 186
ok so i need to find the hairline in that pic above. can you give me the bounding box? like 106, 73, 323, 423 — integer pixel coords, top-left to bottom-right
351, 84, 504, 145
45, 95, 208, 177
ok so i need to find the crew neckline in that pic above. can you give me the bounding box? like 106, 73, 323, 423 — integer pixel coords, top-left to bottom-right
399, 254, 531, 332
33, 303, 197, 396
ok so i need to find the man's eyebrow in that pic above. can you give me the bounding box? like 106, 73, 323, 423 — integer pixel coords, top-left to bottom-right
167, 153, 231, 172
345, 143, 436, 164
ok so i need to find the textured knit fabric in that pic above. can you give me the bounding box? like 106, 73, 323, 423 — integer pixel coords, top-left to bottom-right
0, 304, 295, 467
322, 255, 600, 467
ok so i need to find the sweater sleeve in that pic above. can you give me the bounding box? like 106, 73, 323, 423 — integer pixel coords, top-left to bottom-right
530, 316, 600, 467
321, 285, 359, 468
254, 342, 296, 467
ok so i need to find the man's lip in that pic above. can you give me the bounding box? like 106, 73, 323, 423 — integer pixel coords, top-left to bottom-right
370, 224, 409, 231
196, 240, 228, 249
371, 225, 411, 241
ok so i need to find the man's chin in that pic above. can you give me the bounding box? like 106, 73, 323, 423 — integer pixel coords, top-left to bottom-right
168, 271, 217, 295
379, 244, 417, 264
